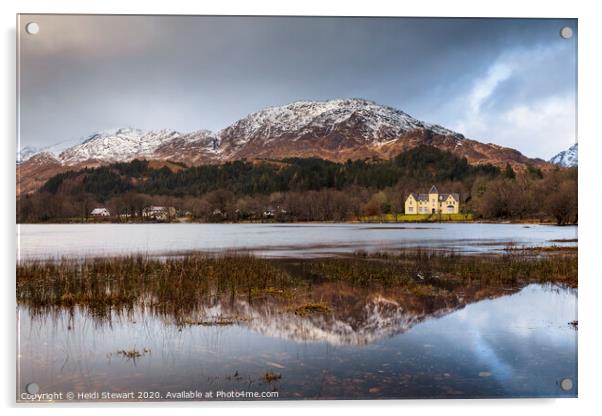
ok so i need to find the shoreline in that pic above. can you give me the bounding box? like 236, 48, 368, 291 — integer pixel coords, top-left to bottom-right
18, 219, 576, 226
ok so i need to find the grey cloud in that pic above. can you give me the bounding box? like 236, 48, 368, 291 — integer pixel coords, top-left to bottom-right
18, 15, 577, 159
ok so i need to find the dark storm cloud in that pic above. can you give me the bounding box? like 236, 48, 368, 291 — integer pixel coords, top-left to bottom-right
18, 15, 577, 158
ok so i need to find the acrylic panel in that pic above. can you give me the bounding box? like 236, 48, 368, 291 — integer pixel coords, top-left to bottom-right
16, 15, 578, 402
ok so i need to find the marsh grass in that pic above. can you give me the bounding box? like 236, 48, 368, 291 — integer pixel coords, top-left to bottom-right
17, 254, 296, 321
503, 245, 577, 253
17, 250, 576, 322
303, 249, 577, 289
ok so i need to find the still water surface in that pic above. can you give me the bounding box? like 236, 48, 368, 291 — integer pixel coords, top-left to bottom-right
18, 283, 577, 400
18, 223, 577, 260
16, 223, 578, 400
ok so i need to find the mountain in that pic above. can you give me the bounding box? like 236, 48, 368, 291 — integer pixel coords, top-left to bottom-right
17, 138, 81, 164
58, 128, 184, 164
17, 98, 552, 195
218, 98, 462, 160
549, 143, 578, 167
152, 129, 220, 165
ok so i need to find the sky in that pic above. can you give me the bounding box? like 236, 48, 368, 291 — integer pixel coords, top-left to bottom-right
18, 15, 577, 159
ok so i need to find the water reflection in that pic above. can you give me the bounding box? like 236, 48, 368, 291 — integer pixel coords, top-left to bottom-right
17, 280, 577, 400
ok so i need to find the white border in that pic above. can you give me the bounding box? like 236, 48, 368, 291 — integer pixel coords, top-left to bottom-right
2, 1, 601, 415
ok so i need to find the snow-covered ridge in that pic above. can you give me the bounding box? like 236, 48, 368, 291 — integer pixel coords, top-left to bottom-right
58, 128, 185, 165
18, 127, 222, 166
219, 98, 463, 148
549, 143, 578, 167
17, 138, 81, 164
19, 99, 465, 165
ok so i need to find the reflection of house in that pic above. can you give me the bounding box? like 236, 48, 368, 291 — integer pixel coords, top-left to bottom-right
404, 185, 459, 215
90, 207, 110, 217
142, 206, 176, 221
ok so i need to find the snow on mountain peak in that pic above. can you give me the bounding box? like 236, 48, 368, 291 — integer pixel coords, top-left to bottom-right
58, 128, 185, 164
549, 143, 578, 167
16, 138, 82, 164
18, 99, 469, 166
218, 98, 463, 150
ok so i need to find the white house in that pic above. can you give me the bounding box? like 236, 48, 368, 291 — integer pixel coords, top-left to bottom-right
90, 207, 111, 217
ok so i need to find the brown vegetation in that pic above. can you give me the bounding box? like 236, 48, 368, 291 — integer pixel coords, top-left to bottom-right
17, 250, 577, 325
468, 166, 577, 224
17, 146, 577, 224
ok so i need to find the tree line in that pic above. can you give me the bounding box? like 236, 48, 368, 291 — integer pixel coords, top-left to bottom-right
17, 146, 577, 224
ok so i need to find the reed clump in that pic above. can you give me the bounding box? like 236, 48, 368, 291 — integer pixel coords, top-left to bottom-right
263, 371, 282, 382
116, 348, 150, 361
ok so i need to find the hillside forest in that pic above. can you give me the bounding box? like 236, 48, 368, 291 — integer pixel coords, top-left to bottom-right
17, 146, 578, 224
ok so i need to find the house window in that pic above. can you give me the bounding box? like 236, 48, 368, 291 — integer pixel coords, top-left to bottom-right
408, 207, 414, 213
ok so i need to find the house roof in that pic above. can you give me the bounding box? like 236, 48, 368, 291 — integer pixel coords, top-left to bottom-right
429, 185, 438, 194
438, 193, 460, 201
407, 190, 459, 203
408, 193, 428, 201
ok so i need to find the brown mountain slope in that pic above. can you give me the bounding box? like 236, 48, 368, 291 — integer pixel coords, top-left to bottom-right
17, 99, 553, 195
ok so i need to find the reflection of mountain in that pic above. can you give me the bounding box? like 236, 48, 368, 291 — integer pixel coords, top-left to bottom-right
240, 295, 433, 346
192, 283, 516, 346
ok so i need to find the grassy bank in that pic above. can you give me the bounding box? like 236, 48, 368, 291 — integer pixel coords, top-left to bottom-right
359, 213, 474, 223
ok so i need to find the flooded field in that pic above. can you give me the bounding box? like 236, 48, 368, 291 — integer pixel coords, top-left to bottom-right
17, 251, 578, 401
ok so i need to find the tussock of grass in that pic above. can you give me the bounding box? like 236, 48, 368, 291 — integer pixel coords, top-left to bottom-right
117, 348, 150, 360
263, 371, 282, 382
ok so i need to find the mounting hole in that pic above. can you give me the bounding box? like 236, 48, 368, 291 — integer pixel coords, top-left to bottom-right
560, 378, 573, 391
560, 26, 573, 39
25, 383, 39, 394
25, 22, 40, 35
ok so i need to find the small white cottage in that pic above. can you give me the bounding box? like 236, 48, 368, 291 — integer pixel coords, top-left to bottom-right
90, 207, 111, 217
